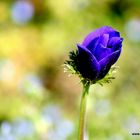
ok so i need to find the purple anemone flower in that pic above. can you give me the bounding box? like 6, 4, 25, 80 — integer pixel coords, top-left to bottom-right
76, 26, 123, 81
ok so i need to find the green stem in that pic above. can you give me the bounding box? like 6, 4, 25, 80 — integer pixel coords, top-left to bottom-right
78, 82, 90, 140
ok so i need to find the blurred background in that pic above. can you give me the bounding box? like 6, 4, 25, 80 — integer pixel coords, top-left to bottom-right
0, 0, 140, 140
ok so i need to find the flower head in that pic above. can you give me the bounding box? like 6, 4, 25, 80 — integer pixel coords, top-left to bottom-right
65, 26, 123, 84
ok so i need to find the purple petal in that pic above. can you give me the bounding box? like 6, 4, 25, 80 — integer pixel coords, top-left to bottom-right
109, 31, 120, 38
82, 26, 120, 47
98, 50, 121, 79
86, 37, 99, 53
87, 34, 109, 54
98, 34, 109, 47
93, 44, 112, 61
77, 44, 100, 79
108, 37, 123, 51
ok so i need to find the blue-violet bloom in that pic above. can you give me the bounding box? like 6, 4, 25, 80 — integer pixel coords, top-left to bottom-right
65, 26, 123, 83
